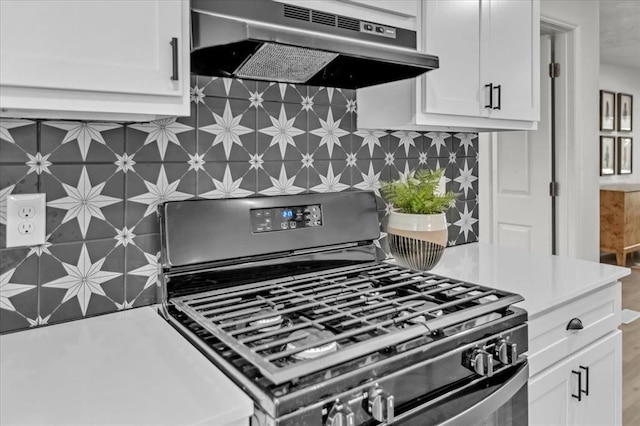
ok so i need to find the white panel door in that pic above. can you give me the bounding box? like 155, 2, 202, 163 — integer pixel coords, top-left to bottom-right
492, 35, 551, 254
423, 0, 481, 117
0, 0, 183, 96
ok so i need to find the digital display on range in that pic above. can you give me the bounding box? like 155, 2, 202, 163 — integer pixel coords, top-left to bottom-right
282, 209, 294, 219
250, 204, 322, 233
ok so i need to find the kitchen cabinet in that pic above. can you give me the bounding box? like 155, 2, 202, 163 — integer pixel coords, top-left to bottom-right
600, 184, 640, 266
357, 0, 540, 132
527, 283, 622, 426
0, 0, 190, 121
529, 331, 622, 426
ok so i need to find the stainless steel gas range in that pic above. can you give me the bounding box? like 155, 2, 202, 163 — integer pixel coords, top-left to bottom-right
158, 191, 528, 426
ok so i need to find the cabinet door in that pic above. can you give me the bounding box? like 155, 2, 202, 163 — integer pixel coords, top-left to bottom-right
571, 331, 622, 426
483, 0, 539, 121
422, 0, 482, 117
0, 0, 183, 97
529, 355, 573, 426
528, 331, 622, 426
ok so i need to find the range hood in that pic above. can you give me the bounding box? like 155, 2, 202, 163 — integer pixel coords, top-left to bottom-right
191, 0, 439, 90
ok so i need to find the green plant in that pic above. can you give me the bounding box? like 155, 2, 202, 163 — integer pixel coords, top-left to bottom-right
381, 169, 457, 214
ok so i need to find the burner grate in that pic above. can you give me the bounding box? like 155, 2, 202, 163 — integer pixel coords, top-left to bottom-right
171, 262, 523, 384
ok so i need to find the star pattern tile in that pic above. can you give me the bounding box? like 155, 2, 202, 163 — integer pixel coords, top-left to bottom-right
44, 121, 121, 160
47, 167, 121, 239
128, 166, 192, 218
129, 118, 193, 160
199, 100, 253, 160
42, 244, 122, 316
0, 77, 478, 333
0, 268, 36, 312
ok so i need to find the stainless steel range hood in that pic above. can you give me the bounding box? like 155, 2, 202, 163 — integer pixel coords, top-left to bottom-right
191, 0, 439, 90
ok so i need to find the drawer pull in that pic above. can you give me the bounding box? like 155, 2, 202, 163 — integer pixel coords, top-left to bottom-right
566, 318, 584, 331
571, 370, 582, 401
579, 365, 589, 396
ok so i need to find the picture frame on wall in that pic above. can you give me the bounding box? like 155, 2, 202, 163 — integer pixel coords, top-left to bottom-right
617, 93, 633, 131
600, 136, 616, 175
600, 90, 616, 131
617, 137, 633, 174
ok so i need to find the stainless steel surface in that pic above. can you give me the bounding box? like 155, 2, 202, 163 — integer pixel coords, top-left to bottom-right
160, 191, 379, 269
158, 192, 528, 425
367, 385, 394, 423
190, 0, 438, 89
326, 400, 355, 426
170, 261, 524, 385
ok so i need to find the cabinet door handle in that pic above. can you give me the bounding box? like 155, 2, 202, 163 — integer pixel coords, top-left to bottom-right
571, 370, 582, 401
493, 85, 501, 110
579, 365, 589, 396
170, 37, 179, 81
484, 83, 493, 108
566, 318, 584, 330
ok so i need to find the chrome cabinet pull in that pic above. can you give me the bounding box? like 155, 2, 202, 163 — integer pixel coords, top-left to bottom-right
571, 370, 582, 401
484, 83, 493, 108
579, 365, 589, 396
170, 37, 179, 81
566, 318, 584, 330
493, 85, 501, 110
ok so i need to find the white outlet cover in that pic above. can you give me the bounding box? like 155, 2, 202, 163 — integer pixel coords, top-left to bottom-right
6, 193, 46, 248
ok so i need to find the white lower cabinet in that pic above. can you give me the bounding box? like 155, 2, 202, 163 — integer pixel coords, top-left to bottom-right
529, 331, 622, 426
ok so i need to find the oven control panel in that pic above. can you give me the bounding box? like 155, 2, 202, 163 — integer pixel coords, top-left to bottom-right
250, 204, 322, 233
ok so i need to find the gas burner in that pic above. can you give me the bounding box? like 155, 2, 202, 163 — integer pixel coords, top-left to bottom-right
397, 300, 443, 325
245, 308, 291, 333
286, 329, 338, 360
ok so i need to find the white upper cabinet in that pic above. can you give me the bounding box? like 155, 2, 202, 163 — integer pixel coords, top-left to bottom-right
357, 0, 540, 132
0, 0, 190, 121
482, 0, 539, 121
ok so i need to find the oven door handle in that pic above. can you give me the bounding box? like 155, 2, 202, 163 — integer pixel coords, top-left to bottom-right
382, 361, 529, 425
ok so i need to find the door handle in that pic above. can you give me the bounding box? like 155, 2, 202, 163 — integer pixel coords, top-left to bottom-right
493, 85, 501, 110
571, 370, 582, 401
484, 83, 493, 108
579, 365, 589, 396
170, 37, 179, 81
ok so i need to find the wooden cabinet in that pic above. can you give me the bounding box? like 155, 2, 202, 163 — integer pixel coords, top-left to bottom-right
0, 0, 190, 121
600, 185, 640, 266
527, 282, 622, 426
529, 331, 622, 426
357, 0, 539, 132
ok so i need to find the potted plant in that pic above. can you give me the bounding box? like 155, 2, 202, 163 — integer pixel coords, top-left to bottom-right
381, 169, 457, 270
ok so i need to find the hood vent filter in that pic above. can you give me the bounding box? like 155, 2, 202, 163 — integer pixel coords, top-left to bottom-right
236, 43, 339, 83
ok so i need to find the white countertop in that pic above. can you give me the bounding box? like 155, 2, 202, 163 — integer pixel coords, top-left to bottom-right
0, 307, 253, 426
430, 242, 630, 319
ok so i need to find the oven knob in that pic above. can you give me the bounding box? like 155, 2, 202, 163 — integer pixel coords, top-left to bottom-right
463, 348, 494, 377
495, 339, 518, 365
367, 385, 395, 424
326, 399, 354, 426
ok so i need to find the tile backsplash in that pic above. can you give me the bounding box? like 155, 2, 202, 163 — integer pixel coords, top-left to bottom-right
0, 76, 479, 333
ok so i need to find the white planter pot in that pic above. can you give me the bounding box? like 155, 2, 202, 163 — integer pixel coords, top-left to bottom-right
387, 211, 447, 270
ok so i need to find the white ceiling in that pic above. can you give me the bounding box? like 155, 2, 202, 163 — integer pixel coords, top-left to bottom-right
600, 0, 640, 69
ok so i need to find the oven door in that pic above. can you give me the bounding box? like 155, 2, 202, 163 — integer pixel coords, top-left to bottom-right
393, 361, 528, 426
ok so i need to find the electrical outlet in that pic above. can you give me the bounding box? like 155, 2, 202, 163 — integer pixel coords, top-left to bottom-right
6, 194, 46, 247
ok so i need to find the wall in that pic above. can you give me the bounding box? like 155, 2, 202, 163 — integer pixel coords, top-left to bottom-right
0, 76, 479, 333
540, 0, 600, 262
599, 62, 640, 184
